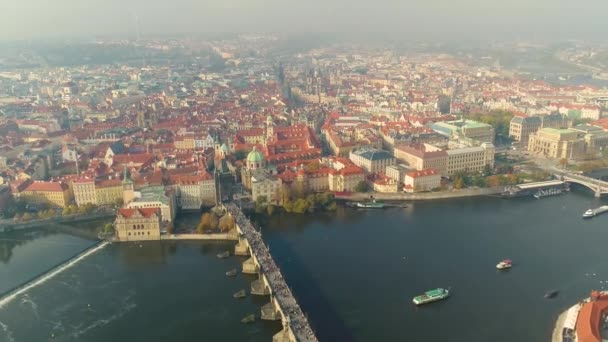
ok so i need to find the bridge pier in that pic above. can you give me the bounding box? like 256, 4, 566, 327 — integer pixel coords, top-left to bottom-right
234, 239, 250, 256
272, 328, 292, 342
242, 257, 259, 274
261, 301, 281, 320
595, 186, 601, 198
251, 278, 270, 295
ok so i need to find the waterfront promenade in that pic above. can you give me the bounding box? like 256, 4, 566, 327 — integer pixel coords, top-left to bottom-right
225, 203, 317, 342
336, 187, 503, 201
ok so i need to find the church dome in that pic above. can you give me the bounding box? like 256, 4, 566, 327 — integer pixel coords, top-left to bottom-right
247, 146, 265, 164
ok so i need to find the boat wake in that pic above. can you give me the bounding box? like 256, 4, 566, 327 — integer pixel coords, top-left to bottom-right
0, 320, 15, 342
20, 294, 39, 319
70, 302, 136, 339
0, 241, 110, 309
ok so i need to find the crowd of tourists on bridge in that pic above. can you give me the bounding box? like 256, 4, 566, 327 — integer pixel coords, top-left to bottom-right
225, 204, 317, 342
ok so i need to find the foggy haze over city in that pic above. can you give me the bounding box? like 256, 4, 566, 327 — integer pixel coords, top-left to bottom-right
2, 0, 608, 41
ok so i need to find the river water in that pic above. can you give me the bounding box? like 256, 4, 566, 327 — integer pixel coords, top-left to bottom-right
0, 187, 607, 342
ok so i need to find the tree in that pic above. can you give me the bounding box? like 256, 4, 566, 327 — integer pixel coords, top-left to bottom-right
256, 196, 268, 205
486, 175, 502, 187
21, 213, 33, 221
267, 204, 276, 216
283, 199, 294, 213
62, 206, 73, 216
483, 164, 493, 177
114, 197, 124, 208
103, 223, 114, 234
197, 213, 212, 233
292, 199, 310, 214
355, 181, 369, 193
453, 178, 465, 189
281, 184, 292, 204
166, 224, 174, 235
218, 215, 235, 231
234, 150, 247, 161
209, 212, 219, 230
559, 158, 568, 170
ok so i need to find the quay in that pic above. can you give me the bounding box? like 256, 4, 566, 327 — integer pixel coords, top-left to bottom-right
225, 203, 318, 342
502, 180, 566, 197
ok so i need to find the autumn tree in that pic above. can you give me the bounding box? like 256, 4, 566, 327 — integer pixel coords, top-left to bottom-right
267, 204, 276, 216
355, 181, 369, 193
453, 178, 465, 189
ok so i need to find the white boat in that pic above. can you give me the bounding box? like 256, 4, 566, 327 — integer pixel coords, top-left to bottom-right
583, 206, 608, 219
583, 209, 595, 218
496, 259, 512, 270
533, 188, 563, 199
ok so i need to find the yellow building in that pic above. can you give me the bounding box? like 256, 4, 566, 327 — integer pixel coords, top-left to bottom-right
528, 128, 586, 160
114, 207, 161, 241
73, 179, 96, 206
394, 144, 448, 175
95, 180, 123, 205
73, 178, 123, 206
21, 181, 70, 208
174, 134, 195, 150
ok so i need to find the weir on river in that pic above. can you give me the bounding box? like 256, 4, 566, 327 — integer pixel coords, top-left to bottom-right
225, 203, 318, 342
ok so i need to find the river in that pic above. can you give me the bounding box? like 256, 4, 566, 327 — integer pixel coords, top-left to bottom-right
0, 187, 607, 341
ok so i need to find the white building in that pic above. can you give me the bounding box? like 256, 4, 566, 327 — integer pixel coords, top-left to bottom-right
404, 168, 441, 192
174, 172, 216, 209
126, 186, 176, 223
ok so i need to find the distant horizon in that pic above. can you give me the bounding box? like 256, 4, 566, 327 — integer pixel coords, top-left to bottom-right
3, 0, 608, 43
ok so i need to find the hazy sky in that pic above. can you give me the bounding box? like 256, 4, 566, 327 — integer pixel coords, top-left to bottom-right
1, 0, 607, 41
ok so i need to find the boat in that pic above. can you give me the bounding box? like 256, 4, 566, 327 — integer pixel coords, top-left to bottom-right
226, 268, 237, 277
496, 259, 513, 270
241, 314, 255, 324
583, 205, 608, 219
347, 199, 387, 209
583, 209, 595, 218
545, 290, 559, 299
233, 289, 246, 299
216, 251, 230, 259
412, 288, 450, 305
533, 188, 563, 199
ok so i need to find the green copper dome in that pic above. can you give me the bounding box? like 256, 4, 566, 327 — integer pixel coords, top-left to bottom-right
247, 146, 265, 163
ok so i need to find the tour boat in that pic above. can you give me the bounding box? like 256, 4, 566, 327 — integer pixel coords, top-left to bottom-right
233, 289, 246, 299
226, 268, 237, 277
496, 259, 513, 270
583, 206, 608, 219
347, 199, 387, 209
412, 288, 450, 306
533, 188, 563, 199
583, 209, 595, 218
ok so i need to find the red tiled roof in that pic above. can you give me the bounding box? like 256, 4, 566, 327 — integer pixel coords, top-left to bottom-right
24, 181, 68, 192
406, 168, 440, 178
96, 179, 122, 188
118, 207, 160, 219
112, 153, 154, 166
577, 291, 608, 342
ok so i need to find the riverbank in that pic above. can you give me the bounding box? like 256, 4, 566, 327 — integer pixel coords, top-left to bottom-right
0, 211, 115, 233
335, 187, 504, 201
